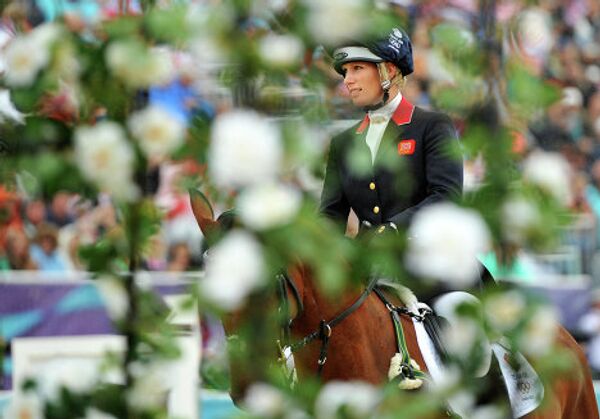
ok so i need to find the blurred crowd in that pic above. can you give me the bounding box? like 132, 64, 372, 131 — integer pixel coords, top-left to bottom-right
1, 0, 600, 374
0, 184, 204, 274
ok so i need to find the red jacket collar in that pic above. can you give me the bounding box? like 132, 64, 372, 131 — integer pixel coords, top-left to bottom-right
355, 97, 415, 134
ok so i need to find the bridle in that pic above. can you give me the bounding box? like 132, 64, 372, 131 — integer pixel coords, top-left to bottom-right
276, 273, 440, 381
279, 274, 380, 376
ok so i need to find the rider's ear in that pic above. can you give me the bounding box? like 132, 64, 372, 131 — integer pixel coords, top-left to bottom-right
385, 62, 399, 79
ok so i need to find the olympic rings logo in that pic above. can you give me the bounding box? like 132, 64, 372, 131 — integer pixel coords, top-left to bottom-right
517, 381, 531, 393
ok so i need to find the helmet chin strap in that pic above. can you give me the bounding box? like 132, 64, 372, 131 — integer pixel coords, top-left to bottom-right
362, 63, 392, 112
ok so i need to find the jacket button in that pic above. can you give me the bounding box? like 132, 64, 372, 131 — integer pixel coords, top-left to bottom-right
369, 182, 376, 190
373, 206, 380, 214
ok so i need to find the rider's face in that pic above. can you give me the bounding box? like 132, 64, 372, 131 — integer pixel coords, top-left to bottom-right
342, 61, 383, 107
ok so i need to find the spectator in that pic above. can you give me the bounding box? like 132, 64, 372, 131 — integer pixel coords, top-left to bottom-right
45, 191, 75, 227
166, 242, 192, 272
29, 223, 68, 272
0, 186, 23, 255
529, 87, 581, 152
5, 229, 37, 270
585, 160, 600, 244
143, 234, 167, 271
22, 198, 46, 240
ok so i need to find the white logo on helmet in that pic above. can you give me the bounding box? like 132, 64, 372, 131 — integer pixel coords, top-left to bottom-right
388, 28, 404, 53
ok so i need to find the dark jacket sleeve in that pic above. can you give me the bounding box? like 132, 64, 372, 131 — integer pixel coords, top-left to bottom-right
319, 136, 350, 230
389, 113, 463, 228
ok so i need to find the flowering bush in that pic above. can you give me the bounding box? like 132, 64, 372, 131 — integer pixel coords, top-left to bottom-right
0, 0, 581, 418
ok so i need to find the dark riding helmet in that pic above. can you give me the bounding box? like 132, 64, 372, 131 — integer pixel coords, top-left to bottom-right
332, 27, 414, 77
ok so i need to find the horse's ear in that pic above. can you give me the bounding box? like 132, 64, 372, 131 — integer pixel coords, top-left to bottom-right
189, 188, 221, 239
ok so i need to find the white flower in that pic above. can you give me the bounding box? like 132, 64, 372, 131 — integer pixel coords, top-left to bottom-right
128, 106, 186, 159
74, 121, 139, 201
472, 404, 506, 419
237, 182, 302, 230
127, 361, 176, 410
188, 36, 228, 68
0, 89, 24, 123
305, 0, 368, 45
484, 290, 526, 333
3, 23, 60, 87
522, 151, 571, 205
29, 22, 62, 47
5, 392, 44, 419
36, 358, 98, 400
0, 28, 12, 74
519, 305, 559, 357
209, 110, 282, 189
405, 203, 491, 286
243, 383, 285, 417
259, 34, 304, 68
84, 408, 118, 419
4, 36, 50, 86
200, 230, 265, 310
97, 276, 129, 321
143, 47, 176, 87
314, 381, 380, 419
106, 41, 174, 88
446, 317, 480, 357
501, 195, 540, 245
433, 292, 490, 373
447, 390, 476, 419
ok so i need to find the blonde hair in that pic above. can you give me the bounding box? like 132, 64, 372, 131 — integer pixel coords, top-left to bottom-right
377, 63, 407, 91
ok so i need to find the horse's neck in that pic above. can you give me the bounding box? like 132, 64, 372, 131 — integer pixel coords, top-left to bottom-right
291, 272, 364, 330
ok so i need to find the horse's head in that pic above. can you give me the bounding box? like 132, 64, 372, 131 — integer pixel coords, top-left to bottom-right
190, 187, 306, 316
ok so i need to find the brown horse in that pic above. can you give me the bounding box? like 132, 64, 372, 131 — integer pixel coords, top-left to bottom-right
190, 191, 599, 419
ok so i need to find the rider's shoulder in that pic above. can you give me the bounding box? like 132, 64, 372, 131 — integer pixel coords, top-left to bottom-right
411, 106, 454, 128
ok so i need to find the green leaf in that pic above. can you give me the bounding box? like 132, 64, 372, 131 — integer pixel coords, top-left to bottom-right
201, 360, 231, 391
17, 153, 95, 198
145, 5, 190, 44
79, 239, 121, 273
432, 23, 477, 56
11, 87, 42, 113
102, 16, 143, 39
508, 62, 561, 115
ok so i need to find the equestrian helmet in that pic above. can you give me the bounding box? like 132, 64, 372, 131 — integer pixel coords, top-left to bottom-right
332, 27, 414, 77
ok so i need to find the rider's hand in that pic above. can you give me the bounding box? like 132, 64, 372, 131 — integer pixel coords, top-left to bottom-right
359, 221, 398, 245
374, 222, 398, 235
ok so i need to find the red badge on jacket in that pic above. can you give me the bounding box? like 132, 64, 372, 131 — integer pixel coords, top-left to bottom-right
398, 139, 416, 155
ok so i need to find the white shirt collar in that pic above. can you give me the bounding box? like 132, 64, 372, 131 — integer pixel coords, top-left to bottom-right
368, 92, 402, 124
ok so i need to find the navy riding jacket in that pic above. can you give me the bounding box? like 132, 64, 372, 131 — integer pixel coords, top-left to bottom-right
320, 97, 463, 231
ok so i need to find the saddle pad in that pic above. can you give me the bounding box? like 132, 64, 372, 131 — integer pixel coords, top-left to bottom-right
413, 319, 469, 417
413, 319, 543, 418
